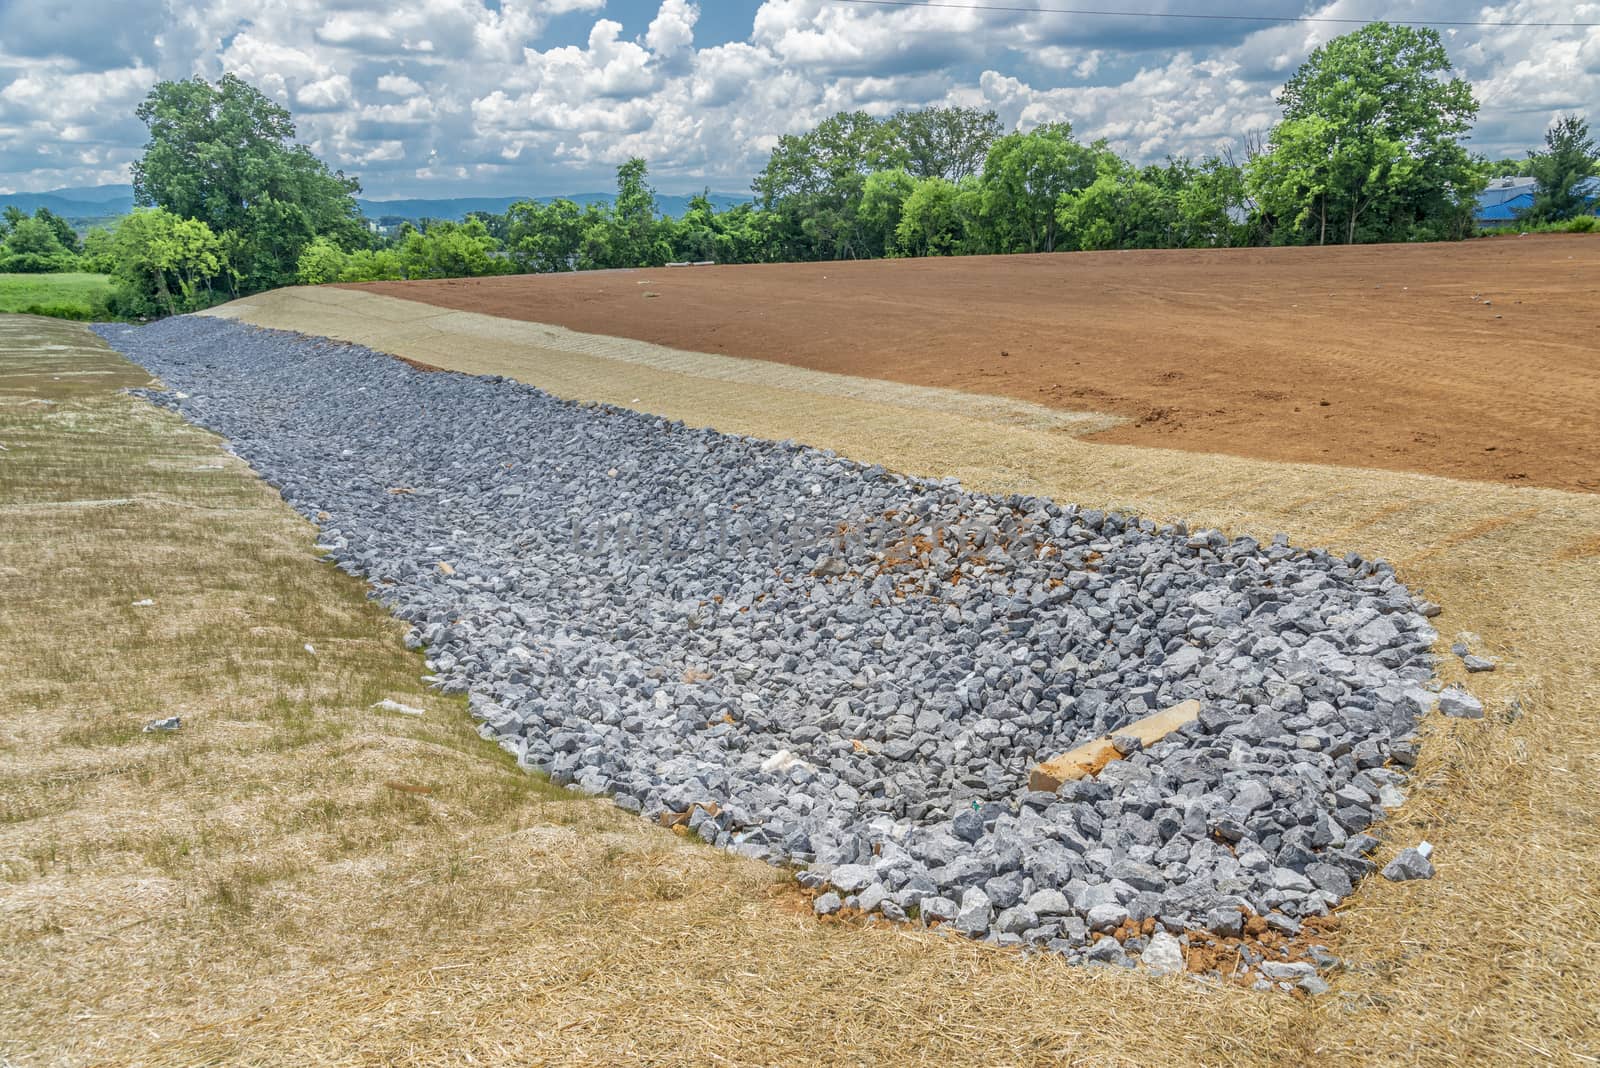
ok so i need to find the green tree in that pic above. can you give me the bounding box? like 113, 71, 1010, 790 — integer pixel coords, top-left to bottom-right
1523, 115, 1599, 223
1058, 158, 1178, 251
715, 203, 778, 264
1133, 155, 1252, 248
0, 216, 77, 272
337, 248, 405, 282
505, 198, 585, 273
974, 123, 1101, 253
237, 196, 316, 289
110, 208, 227, 316
1249, 114, 1342, 245
32, 208, 81, 254
610, 158, 669, 267
1172, 156, 1254, 247
79, 226, 118, 273
296, 237, 348, 285
886, 106, 1004, 182
857, 169, 917, 257
465, 209, 509, 243
132, 73, 365, 290
665, 192, 721, 263
1247, 23, 1479, 244
894, 176, 967, 256
573, 202, 619, 270
753, 111, 903, 260
395, 218, 504, 279
1481, 157, 1533, 179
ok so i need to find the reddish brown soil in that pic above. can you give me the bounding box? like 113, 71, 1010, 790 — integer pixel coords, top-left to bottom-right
349, 235, 1600, 491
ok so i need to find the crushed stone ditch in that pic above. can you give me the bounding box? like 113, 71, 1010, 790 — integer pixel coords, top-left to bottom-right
98, 315, 1444, 983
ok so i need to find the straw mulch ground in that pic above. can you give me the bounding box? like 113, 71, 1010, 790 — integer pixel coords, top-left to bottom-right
2, 305, 1597, 1065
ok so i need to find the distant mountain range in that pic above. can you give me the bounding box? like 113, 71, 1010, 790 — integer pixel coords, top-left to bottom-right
0, 184, 135, 222
0, 184, 751, 229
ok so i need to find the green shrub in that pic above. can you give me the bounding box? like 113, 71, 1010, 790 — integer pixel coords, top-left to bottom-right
19, 301, 95, 321
0, 251, 79, 273
1478, 214, 1599, 236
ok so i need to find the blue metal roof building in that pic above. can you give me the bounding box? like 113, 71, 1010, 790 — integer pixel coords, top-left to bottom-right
1475, 175, 1600, 226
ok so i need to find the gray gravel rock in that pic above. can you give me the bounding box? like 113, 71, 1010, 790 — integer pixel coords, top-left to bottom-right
1382, 847, 1436, 882
1086, 902, 1129, 932
995, 905, 1038, 935
98, 316, 1443, 960
1026, 888, 1073, 916
1084, 938, 1130, 966
956, 887, 993, 937
1140, 930, 1185, 976
828, 864, 875, 893
1438, 687, 1484, 718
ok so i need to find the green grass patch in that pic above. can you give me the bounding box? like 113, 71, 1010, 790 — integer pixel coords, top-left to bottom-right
0, 272, 115, 319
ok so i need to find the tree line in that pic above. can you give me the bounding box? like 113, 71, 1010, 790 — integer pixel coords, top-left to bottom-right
6, 23, 1595, 318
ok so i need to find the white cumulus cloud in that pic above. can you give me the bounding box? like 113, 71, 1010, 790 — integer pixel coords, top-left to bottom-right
0, 0, 1593, 197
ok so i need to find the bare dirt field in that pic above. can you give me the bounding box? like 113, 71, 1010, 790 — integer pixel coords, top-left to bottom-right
350, 235, 1600, 492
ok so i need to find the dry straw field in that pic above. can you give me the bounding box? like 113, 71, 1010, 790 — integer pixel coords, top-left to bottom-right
3, 237, 1599, 1066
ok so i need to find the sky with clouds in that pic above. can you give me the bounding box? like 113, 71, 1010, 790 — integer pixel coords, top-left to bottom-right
0, 0, 1596, 199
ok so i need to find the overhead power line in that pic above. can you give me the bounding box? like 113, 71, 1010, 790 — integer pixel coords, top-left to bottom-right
824, 0, 1600, 29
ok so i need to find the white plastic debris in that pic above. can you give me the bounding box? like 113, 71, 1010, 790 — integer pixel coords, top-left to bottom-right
761, 749, 815, 774
372, 699, 426, 717
303, 643, 316, 655
1417, 840, 1434, 859
131, 599, 155, 607
142, 716, 181, 733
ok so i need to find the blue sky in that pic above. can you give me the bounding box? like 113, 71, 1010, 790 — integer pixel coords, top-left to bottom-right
1, 0, 1596, 200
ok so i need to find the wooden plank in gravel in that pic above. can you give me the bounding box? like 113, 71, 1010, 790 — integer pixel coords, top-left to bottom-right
1028, 700, 1201, 793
